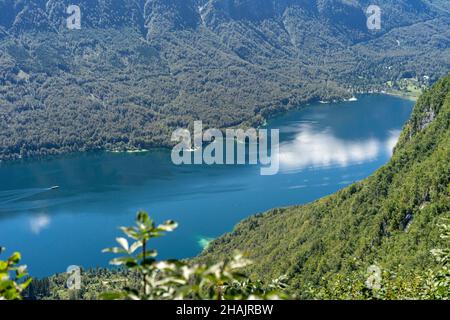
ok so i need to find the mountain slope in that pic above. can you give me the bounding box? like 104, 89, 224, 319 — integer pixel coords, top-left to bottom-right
0, 0, 449, 160
199, 73, 450, 294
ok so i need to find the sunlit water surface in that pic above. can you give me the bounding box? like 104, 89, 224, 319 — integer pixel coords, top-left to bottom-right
0, 95, 413, 277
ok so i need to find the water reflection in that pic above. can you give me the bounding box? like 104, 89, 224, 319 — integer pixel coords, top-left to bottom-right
0, 95, 414, 277
29, 214, 51, 234
279, 124, 401, 172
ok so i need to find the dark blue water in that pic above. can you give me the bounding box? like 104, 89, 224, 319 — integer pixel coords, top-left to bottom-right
0, 95, 414, 277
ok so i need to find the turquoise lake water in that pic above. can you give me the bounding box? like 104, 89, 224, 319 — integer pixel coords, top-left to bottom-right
0, 94, 414, 277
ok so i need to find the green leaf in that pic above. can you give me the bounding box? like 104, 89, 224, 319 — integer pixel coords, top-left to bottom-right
120, 227, 139, 240
0, 261, 7, 271
8, 252, 21, 264
137, 250, 158, 259
137, 211, 151, 225
20, 277, 32, 290
129, 241, 142, 254
116, 238, 129, 251
15, 265, 28, 278
158, 220, 178, 232
102, 247, 128, 254
110, 257, 137, 267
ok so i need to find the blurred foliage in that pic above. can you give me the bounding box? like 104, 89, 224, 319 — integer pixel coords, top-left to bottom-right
22, 216, 449, 300
23, 212, 290, 300
0, 247, 31, 300
101, 211, 289, 300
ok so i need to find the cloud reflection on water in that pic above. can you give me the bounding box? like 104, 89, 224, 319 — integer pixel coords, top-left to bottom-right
29, 214, 51, 234
279, 124, 401, 172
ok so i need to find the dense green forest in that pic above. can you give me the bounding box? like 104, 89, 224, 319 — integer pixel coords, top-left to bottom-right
1, 1, 449, 300
198, 73, 450, 298
2, 73, 448, 300
0, 0, 449, 160
2, 215, 448, 300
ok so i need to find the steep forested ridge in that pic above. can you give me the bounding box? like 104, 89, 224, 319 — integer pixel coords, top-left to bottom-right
0, 0, 449, 160
19, 74, 450, 301
199, 73, 450, 294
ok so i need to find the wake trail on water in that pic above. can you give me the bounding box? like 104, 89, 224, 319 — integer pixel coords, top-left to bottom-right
0, 188, 56, 205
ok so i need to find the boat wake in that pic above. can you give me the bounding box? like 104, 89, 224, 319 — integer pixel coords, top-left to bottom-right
0, 187, 59, 212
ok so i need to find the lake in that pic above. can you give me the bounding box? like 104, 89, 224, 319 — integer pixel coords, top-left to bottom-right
0, 94, 414, 277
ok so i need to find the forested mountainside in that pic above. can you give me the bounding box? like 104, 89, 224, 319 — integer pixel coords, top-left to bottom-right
199, 73, 450, 295
18, 74, 449, 300
0, 0, 449, 160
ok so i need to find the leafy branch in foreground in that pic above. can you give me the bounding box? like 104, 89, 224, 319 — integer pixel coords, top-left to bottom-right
102, 211, 288, 300
0, 247, 32, 300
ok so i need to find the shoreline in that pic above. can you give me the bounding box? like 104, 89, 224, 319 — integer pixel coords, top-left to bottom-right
107, 149, 150, 154
0, 92, 418, 280
382, 90, 420, 101
0, 91, 417, 164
